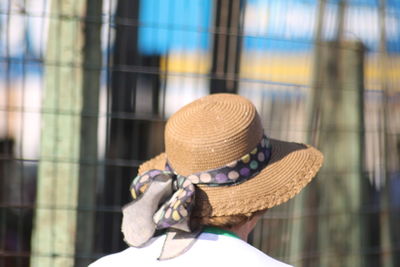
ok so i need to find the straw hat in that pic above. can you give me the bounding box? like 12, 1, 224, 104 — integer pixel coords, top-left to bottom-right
138, 93, 323, 218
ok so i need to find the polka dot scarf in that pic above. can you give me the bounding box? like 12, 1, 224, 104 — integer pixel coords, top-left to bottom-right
121, 135, 272, 259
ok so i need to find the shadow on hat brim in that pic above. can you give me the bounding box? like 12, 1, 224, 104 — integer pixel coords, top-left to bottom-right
138, 139, 324, 217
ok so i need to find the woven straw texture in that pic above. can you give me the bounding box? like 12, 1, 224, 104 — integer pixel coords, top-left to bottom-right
138, 94, 323, 217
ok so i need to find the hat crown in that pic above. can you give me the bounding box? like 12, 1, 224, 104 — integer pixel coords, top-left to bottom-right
165, 94, 263, 175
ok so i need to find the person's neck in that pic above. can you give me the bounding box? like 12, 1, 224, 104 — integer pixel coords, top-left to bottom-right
224, 225, 249, 241
222, 215, 261, 242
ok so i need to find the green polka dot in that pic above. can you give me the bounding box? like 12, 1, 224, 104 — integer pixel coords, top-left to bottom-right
178, 177, 185, 186
250, 160, 258, 170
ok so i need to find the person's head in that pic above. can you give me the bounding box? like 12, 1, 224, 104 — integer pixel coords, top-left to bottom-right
136, 94, 322, 225
123, 93, 323, 258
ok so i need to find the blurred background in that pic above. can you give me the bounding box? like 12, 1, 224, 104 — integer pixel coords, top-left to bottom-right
0, 0, 399, 266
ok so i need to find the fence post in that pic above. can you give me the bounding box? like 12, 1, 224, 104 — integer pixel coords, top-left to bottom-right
209, 0, 243, 94
30, 0, 100, 266
314, 41, 365, 267
75, 0, 103, 266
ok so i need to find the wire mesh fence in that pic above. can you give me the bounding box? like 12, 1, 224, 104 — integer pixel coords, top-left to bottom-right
0, 0, 399, 266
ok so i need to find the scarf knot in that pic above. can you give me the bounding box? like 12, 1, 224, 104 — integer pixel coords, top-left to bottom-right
130, 170, 195, 232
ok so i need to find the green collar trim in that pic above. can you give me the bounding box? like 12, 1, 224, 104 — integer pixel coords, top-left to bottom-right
202, 226, 240, 240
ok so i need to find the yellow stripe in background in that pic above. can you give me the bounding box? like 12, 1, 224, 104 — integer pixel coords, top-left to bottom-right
160, 52, 210, 74
160, 52, 400, 91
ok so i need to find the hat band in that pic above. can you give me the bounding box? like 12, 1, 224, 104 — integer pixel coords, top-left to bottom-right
165, 134, 272, 186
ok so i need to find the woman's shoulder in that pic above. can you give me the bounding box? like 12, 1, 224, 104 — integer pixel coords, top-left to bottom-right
89, 247, 145, 267
89, 233, 293, 267
89, 236, 164, 267
192, 232, 293, 267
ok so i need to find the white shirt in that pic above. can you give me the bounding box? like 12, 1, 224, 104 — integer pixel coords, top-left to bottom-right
89, 232, 293, 267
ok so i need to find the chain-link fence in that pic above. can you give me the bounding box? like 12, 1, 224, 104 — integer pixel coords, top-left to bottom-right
1, 0, 399, 266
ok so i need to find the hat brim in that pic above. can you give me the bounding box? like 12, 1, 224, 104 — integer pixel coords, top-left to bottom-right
138, 139, 323, 217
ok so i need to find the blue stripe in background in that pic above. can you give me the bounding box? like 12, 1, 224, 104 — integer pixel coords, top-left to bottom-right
138, 0, 212, 54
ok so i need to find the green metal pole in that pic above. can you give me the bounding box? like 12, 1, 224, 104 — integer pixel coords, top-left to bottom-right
315, 41, 365, 267
75, 0, 103, 265
30, 0, 86, 266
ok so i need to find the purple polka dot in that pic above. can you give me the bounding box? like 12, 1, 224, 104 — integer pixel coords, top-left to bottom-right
240, 168, 250, 176
215, 173, 228, 183
150, 170, 162, 176
135, 183, 142, 191
160, 221, 171, 229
